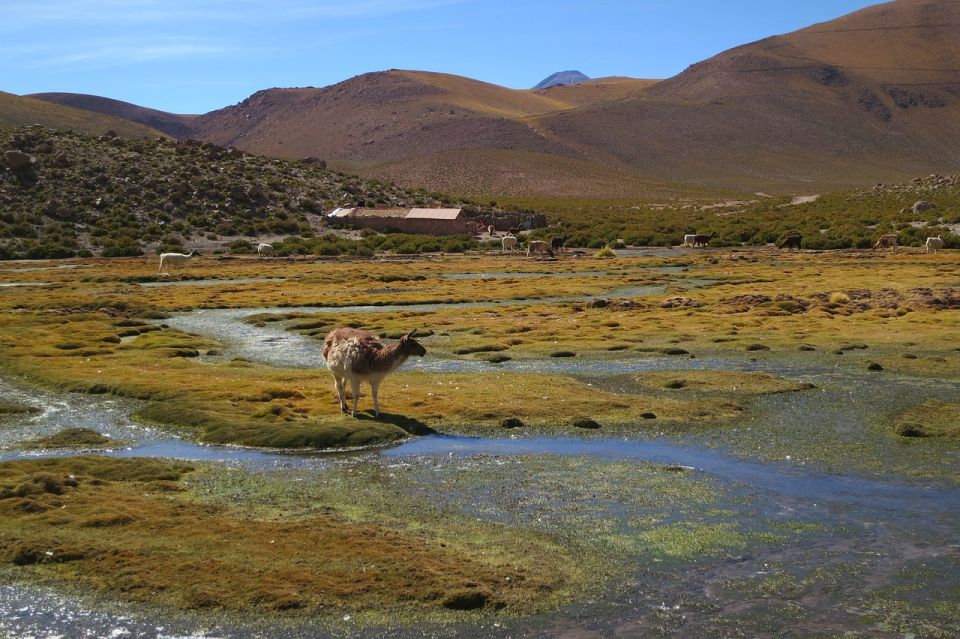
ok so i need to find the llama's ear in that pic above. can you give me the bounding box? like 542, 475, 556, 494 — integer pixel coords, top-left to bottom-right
405, 329, 417, 339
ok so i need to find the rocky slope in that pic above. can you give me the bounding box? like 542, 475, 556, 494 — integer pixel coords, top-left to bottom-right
0, 125, 491, 259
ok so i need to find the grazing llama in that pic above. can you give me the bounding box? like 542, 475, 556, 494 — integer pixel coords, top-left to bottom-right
257, 243, 274, 258
874, 234, 899, 251
526, 240, 553, 257
926, 236, 944, 253
501, 235, 518, 252
777, 234, 802, 251
322, 328, 426, 418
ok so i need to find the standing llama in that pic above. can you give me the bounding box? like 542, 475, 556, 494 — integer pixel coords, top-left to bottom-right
158, 250, 195, 274
322, 328, 426, 418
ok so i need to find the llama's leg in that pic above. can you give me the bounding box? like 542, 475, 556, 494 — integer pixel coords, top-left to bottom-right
371, 381, 380, 418
333, 376, 347, 413
349, 378, 361, 417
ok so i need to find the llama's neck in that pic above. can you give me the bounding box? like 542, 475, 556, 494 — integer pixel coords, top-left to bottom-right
369, 343, 409, 373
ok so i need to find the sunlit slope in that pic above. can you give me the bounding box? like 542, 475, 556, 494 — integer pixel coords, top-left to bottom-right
538, 0, 960, 190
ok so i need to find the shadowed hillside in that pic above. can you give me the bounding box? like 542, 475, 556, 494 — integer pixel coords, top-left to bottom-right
29, 93, 197, 138
0, 92, 164, 139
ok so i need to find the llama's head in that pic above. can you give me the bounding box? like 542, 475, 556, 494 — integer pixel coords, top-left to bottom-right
399, 330, 427, 357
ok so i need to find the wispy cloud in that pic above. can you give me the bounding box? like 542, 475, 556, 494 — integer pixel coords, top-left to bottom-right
51, 43, 232, 66
4, 0, 467, 28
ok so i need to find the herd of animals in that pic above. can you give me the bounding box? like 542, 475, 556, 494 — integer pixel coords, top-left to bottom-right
156, 232, 948, 274
150, 228, 952, 417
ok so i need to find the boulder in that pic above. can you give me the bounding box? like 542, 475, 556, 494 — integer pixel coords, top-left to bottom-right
4, 150, 34, 171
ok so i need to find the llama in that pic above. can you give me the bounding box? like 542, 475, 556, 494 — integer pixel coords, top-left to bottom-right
692, 233, 713, 248
501, 235, 518, 252
874, 234, 899, 252
926, 236, 944, 253
551, 235, 568, 253
777, 234, 802, 251
508, 226, 521, 237
682, 234, 697, 247
487, 225, 496, 236
158, 250, 195, 274
257, 243, 274, 258
322, 327, 426, 418
526, 240, 553, 257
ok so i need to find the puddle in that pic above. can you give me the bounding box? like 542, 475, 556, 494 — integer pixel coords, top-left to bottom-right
0, 377, 168, 451
0, 282, 52, 287
139, 277, 287, 288
0, 264, 87, 273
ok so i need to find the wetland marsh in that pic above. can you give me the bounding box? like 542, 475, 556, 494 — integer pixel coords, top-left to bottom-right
0, 248, 958, 638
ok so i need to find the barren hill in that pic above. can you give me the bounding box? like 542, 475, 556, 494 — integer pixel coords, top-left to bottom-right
539, 0, 960, 191
29, 93, 197, 138
0, 92, 164, 139
38, 0, 960, 196
188, 1, 960, 195
190, 70, 668, 197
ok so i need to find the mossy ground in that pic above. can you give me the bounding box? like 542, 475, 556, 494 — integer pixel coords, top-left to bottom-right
890, 400, 960, 440
1, 250, 958, 451
0, 456, 585, 620
18, 428, 116, 450
0, 401, 40, 415
634, 370, 814, 394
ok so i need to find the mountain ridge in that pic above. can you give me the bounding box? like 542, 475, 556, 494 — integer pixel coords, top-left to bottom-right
7, 0, 960, 195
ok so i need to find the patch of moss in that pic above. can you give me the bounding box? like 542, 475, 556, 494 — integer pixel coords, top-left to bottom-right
891, 400, 960, 440
636, 371, 814, 395
0, 457, 580, 618
19, 428, 115, 450
0, 401, 40, 415
134, 401, 410, 449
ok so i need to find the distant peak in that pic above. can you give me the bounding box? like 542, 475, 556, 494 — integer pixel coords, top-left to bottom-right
533, 70, 590, 90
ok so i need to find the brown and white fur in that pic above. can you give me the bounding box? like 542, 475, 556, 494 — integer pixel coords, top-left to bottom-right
322, 327, 426, 418
526, 240, 554, 257
874, 234, 899, 251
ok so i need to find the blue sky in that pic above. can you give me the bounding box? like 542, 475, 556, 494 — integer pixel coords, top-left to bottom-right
2, 0, 880, 114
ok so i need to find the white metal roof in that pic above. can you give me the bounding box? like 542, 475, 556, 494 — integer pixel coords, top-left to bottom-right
327, 207, 355, 218
405, 208, 463, 220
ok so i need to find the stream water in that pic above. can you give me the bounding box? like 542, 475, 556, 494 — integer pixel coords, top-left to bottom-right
2, 307, 959, 637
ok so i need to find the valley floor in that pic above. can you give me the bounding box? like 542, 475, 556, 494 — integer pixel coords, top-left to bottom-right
0, 248, 958, 637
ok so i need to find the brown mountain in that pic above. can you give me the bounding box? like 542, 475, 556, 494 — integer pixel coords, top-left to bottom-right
28, 0, 959, 195
190, 71, 665, 197
188, 0, 960, 195
0, 92, 164, 139
29, 93, 197, 138
538, 0, 960, 191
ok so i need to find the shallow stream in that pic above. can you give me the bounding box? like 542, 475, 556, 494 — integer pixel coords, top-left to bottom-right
2, 324, 959, 637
